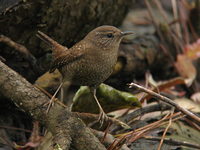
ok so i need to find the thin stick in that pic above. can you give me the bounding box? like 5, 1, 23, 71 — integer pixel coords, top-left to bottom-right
0, 35, 32, 56
129, 82, 200, 123
144, 136, 200, 149
144, 0, 164, 43
0, 35, 38, 70
101, 122, 111, 143
127, 113, 171, 143
157, 109, 174, 150
172, 0, 181, 38
0, 125, 31, 133
153, 0, 184, 52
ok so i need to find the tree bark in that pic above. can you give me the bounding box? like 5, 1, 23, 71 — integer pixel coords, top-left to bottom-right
0, 0, 133, 82
0, 60, 106, 150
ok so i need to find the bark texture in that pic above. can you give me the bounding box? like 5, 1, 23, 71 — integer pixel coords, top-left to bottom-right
0, 60, 106, 150
0, 0, 133, 82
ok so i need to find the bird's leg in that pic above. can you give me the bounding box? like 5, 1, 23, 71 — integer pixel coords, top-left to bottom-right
59, 82, 71, 103
90, 88, 108, 126
46, 82, 63, 113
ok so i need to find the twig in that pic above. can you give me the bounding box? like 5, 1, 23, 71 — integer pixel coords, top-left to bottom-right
144, 0, 164, 43
0, 56, 6, 62
157, 109, 174, 150
184, 118, 200, 131
107, 136, 127, 150
133, 112, 181, 134
91, 129, 130, 150
172, 0, 181, 38
0, 125, 32, 133
107, 139, 118, 150
101, 122, 111, 143
0, 35, 39, 72
116, 112, 183, 144
126, 113, 171, 143
152, 0, 184, 53
111, 103, 171, 134
144, 136, 200, 149
188, 19, 199, 40
178, 1, 190, 45
153, 0, 169, 23
145, 0, 183, 54
129, 82, 200, 123
159, 44, 175, 63
0, 35, 33, 57
1, 1, 22, 15
125, 103, 170, 123
0, 136, 14, 148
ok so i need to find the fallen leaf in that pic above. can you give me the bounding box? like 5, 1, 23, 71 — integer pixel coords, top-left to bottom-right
185, 39, 200, 60
174, 98, 200, 113
174, 54, 196, 86
191, 92, 200, 104
141, 77, 185, 102
71, 83, 141, 114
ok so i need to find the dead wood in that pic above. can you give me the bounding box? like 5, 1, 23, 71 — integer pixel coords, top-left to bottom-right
0, 60, 106, 150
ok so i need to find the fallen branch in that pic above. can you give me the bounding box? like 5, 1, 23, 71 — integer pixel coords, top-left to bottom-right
0, 61, 106, 150
129, 82, 200, 123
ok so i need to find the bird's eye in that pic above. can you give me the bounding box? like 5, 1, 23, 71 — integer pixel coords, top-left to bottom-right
106, 33, 114, 38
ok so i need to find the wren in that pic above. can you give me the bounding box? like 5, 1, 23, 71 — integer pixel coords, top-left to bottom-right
37, 25, 133, 124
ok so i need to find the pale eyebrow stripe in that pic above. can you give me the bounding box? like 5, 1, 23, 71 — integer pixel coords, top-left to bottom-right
97, 30, 116, 34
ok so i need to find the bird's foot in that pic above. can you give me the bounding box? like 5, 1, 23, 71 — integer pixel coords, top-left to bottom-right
98, 108, 108, 127
44, 83, 63, 113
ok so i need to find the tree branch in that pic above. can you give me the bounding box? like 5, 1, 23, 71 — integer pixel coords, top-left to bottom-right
129, 82, 200, 123
0, 60, 106, 150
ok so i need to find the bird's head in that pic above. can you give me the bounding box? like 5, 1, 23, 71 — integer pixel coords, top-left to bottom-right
85, 25, 134, 49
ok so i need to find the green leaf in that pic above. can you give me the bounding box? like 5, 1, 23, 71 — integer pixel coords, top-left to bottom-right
71, 83, 141, 114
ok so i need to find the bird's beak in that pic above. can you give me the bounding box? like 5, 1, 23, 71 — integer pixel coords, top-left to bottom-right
121, 31, 134, 36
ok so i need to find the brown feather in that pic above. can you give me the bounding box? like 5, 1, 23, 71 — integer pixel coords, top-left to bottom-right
49, 49, 85, 73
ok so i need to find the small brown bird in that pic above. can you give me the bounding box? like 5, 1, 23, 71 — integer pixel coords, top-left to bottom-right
37, 25, 133, 124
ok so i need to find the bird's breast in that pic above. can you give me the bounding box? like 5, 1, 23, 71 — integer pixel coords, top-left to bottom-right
60, 48, 118, 87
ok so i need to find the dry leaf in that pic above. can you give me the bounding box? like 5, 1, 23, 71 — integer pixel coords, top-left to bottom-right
141, 77, 185, 102
174, 54, 196, 86
185, 39, 200, 60
174, 98, 200, 113
191, 92, 200, 104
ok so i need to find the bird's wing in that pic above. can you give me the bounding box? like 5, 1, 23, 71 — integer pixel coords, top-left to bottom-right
37, 31, 68, 58
49, 49, 84, 73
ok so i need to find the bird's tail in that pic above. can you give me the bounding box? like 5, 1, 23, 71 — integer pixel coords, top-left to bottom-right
36, 31, 68, 57
36, 31, 58, 47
